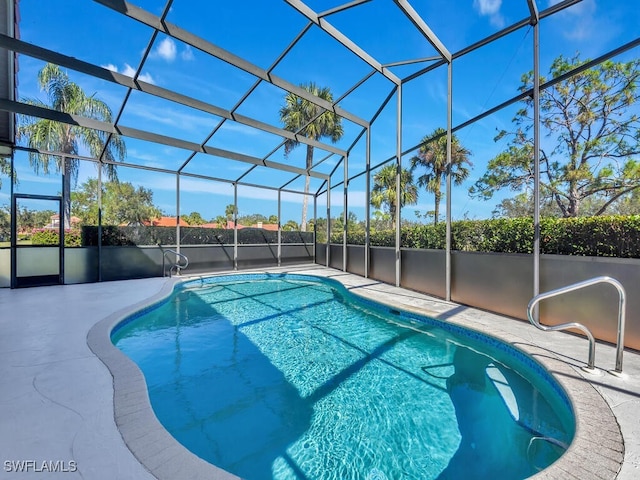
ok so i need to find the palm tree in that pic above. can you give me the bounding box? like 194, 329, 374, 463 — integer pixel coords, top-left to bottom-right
17, 63, 125, 228
280, 82, 343, 232
410, 127, 471, 225
225, 203, 237, 224
370, 163, 418, 227
213, 215, 227, 228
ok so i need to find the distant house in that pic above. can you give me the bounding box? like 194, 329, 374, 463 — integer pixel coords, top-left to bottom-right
151, 219, 280, 230
198, 221, 239, 229
48, 214, 81, 229
144, 216, 189, 227
250, 222, 278, 231
193, 221, 280, 230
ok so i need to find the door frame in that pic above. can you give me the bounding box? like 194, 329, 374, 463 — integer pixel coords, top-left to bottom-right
11, 193, 65, 288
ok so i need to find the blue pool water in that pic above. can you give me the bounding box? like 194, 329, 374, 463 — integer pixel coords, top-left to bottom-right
112, 273, 575, 480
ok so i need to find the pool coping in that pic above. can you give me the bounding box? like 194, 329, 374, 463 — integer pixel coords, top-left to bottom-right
87, 270, 624, 480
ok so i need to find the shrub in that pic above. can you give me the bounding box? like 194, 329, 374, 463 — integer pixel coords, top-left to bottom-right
238, 228, 277, 245
73, 216, 640, 258
81, 225, 315, 247
31, 229, 81, 247
541, 215, 640, 257
82, 225, 176, 246
281, 230, 314, 244
402, 223, 446, 249
181, 227, 233, 245
322, 215, 640, 258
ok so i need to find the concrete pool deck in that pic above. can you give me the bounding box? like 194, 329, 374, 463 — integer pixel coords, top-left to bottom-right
0, 264, 638, 479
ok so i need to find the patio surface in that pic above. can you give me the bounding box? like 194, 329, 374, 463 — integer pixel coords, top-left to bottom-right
0, 264, 638, 479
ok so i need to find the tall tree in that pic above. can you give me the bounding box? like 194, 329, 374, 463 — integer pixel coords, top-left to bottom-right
17, 63, 126, 227
280, 82, 343, 232
282, 219, 300, 231
9, 206, 56, 231
182, 211, 206, 226
0, 157, 10, 188
370, 164, 418, 227
0, 205, 9, 242
213, 215, 228, 228
410, 128, 472, 225
491, 192, 558, 218
225, 203, 236, 222
610, 187, 640, 215
471, 54, 640, 217
0, 205, 56, 241
71, 178, 160, 226
371, 210, 392, 230
238, 213, 267, 225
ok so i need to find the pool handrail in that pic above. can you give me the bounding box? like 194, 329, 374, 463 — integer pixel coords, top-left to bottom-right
158, 245, 189, 277
527, 276, 626, 374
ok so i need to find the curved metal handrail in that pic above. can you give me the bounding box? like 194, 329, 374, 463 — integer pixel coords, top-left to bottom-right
161, 249, 189, 277
527, 276, 626, 374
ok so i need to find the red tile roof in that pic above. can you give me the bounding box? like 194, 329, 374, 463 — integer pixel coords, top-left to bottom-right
251, 223, 279, 231
148, 216, 189, 227
163, 220, 280, 230
196, 221, 242, 229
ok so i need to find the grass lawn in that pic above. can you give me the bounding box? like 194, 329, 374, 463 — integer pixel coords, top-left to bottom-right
0, 240, 34, 247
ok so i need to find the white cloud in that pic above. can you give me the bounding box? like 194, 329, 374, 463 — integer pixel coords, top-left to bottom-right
122, 64, 153, 82
474, 0, 501, 15
125, 106, 176, 126
547, 0, 592, 15
325, 190, 367, 208
220, 122, 263, 136
121, 63, 136, 77
124, 102, 213, 129
548, 0, 597, 41
473, 0, 505, 28
136, 72, 155, 84
154, 37, 177, 62
181, 45, 195, 61
102, 63, 155, 84
144, 175, 238, 196
135, 173, 317, 201
126, 149, 167, 166
12, 171, 60, 185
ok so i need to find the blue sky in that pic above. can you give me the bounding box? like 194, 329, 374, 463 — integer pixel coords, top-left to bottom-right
5, 0, 640, 225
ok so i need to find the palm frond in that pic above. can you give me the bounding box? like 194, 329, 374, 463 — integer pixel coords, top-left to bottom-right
280, 82, 344, 157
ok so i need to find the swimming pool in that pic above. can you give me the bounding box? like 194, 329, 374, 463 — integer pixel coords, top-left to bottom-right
112, 273, 575, 480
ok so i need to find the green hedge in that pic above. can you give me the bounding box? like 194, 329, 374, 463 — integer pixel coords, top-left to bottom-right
281, 230, 314, 244
329, 216, 640, 258
81, 226, 314, 247
43, 216, 640, 257
31, 229, 82, 247
80, 226, 172, 246
540, 216, 640, 257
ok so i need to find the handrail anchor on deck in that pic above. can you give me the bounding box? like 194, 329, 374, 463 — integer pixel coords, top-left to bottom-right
527, 276, 626, 376
158, 244, 189, 278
